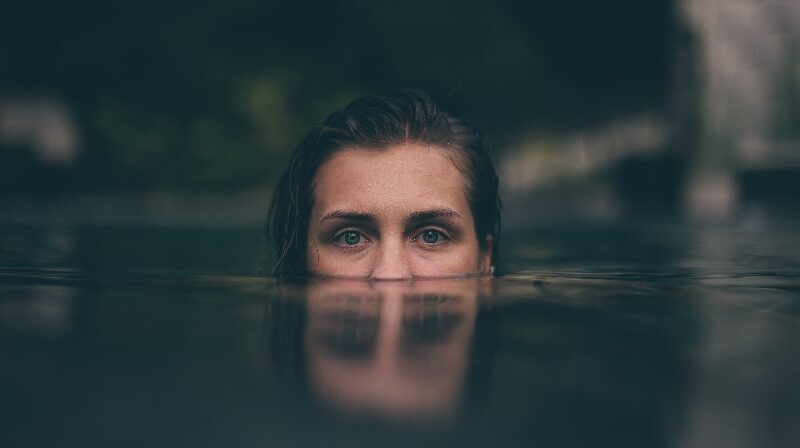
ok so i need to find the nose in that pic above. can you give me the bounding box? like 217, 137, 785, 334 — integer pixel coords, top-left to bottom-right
369, 240, 412, 280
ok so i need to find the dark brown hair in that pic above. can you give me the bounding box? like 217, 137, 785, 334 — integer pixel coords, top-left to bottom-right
266, 90, 500, 277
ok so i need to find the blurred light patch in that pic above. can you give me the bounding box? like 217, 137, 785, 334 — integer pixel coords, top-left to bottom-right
682, 0, 800, 216
0, 285, 74, 336
500, 114, 670, 194
0, 98, 79, 164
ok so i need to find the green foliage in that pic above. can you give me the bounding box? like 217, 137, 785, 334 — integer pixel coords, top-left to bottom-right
0, 0, 674, 191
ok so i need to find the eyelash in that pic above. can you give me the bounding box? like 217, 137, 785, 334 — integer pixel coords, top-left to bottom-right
331, 227, 451, 249
412, 228, 451, 246
332, 229, 371, 248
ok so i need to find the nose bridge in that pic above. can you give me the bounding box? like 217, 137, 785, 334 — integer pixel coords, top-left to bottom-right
370, 236, 412, 280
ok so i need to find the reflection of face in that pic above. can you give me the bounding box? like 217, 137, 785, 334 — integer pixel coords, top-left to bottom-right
305, 279, 482, 421
306, 143, 492, 279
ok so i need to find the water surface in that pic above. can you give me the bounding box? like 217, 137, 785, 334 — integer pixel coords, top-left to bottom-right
1, 219, 798, 447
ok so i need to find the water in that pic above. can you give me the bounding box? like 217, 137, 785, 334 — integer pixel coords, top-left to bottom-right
1, 218, 799, 447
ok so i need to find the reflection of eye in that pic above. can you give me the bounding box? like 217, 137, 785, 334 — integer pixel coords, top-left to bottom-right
402, 311, 463, 345
404, 293, 451, 306
402, 294, 460, 345
422, 294, 448, 305
417, 229, 447, 245
315, 312, 379, 360
335, 230, 363, 246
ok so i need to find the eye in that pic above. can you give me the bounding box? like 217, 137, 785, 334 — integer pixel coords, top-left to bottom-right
417, 228, 447, 245
335, 230, 364, 246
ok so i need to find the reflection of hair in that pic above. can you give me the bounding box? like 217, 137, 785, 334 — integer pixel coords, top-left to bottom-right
266, 90, 501, 276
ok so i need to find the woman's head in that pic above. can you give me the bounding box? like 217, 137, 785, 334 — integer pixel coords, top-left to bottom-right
267, 90, 500, 278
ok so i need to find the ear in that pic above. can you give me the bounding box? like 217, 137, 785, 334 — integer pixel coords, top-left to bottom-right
478, 234, 493, 274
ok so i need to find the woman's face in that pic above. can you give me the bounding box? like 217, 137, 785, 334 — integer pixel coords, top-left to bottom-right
307, 143, 491, 279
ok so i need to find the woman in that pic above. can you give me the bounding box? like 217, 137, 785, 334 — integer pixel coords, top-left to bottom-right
266, 90, 500, 278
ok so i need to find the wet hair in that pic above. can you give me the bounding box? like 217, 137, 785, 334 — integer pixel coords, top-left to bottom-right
266, 89, 501, 277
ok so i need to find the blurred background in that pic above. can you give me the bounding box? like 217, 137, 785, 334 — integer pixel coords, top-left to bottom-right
3, 5, 799, 446
1, 0, 798, 226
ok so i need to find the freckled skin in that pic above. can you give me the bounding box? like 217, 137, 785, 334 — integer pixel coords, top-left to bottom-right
307, 143, 492, 279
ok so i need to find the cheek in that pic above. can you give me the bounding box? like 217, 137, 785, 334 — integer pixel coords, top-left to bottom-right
306, 242, 372, 276
411, 242, 482, 276
307, 244, 482, 277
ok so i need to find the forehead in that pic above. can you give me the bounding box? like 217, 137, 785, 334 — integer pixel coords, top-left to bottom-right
311, 143, 470, 216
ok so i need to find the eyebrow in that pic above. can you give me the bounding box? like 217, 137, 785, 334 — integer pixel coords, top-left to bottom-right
319, 208, 462, 225
407, 208, 462, 225
320, 210, 376, 224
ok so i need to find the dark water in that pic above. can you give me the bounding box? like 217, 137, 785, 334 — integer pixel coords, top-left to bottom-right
1, 218, 799, 447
